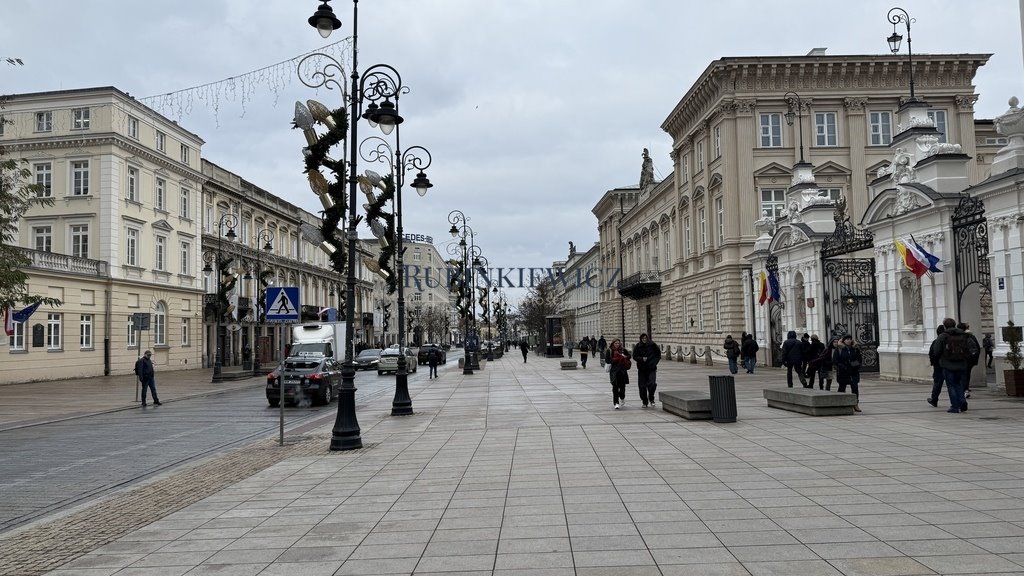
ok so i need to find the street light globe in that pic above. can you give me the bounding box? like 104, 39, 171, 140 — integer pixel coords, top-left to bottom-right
308, 1, 342, 38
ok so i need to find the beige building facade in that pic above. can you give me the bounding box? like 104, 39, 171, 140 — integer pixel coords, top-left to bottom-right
595, 53, 995, 358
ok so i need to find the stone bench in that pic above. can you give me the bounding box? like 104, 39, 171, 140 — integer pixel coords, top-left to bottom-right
762, 388, 857, 416
560, 360, 578, 370
658, 390, 712, 420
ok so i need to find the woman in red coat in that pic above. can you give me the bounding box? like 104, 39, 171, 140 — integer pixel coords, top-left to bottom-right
608, 339, 632, 409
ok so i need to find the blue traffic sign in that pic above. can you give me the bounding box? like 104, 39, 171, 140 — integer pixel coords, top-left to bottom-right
265, 287, 300, 322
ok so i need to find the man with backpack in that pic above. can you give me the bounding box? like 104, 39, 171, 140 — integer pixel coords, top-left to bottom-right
427, 345, 441, 379
960, 322, 981, 399
929, 318, 980, 413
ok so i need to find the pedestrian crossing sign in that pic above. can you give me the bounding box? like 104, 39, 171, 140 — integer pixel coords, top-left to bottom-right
265, 287, 300, 322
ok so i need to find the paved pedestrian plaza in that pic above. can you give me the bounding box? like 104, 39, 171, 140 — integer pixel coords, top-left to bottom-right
5, 352, 1024, 576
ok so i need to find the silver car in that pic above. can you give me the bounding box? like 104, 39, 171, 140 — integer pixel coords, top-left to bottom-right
377, 347, 417, 375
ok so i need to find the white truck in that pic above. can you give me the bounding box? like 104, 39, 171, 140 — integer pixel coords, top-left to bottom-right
289, 322, 348, 361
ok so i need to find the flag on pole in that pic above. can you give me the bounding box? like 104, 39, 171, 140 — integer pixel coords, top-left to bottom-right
758, 271, 768, 306
895, 239, 929, 278
910, 235, 942, 273
12, 302, 41, 324
4, 307, 12, 337
767, 269, 782, 302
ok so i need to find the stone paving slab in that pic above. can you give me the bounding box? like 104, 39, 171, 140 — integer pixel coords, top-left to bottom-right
4, 353, 1024, 575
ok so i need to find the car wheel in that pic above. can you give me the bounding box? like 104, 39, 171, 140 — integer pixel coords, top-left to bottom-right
268, 398, 280, 408
378, 370, 384, 376
320, 384, 332, 406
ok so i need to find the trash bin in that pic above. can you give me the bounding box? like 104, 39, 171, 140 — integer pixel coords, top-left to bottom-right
709, 375, 737, 423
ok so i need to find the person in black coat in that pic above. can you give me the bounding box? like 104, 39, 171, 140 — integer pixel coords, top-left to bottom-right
633, 333, 661, 407
134, 350, 161, 406
803, 334, 826, 389
740, 333, 759, 374
781, 331, 806, 388
833, 335, 862, 412
520, 339, 529, 363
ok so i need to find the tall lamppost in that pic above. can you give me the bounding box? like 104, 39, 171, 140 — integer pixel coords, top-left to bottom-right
359, 136, 432, 416
473, 253, 492, 361
887, 7, 917, 101
244, 228, 274, 376
202, 213, 238, 383
783, 91, 808, 166
449, 210, 481, 372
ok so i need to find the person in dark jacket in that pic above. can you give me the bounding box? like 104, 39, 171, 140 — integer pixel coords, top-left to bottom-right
960, 322, 981, 399
741, 333, 759, 373
803, 334, 826, 389
134, 350, 161, 407
929, 318, 979, 413
799, 333, 813, 377
597, 335, 608, 367
983, 333, 994, 368
633, 333, 661, 407
723, 335, 740, 375
608, 339, 632, 409
926, 324, 946, 408
427, 345, 441, 379
833, 335, 862, 412
520, 339, 529, 363
814, 338, 837, 390
578, 338, 590, 368
781, 331, 806, 388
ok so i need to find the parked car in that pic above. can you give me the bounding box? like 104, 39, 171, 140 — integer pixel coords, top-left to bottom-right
266, 356, 341, 407
417, 344, 447, 365
355, 348, 383, 370
378, 346, 418, 375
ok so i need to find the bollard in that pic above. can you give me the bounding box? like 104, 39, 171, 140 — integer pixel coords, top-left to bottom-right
705, 346, 714, 366
665, 346, 673, 361
689, 345, 698, 364
709, 375, 737, 423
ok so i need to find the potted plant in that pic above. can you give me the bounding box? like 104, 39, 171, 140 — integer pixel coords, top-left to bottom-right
1002, 321, 1024, 396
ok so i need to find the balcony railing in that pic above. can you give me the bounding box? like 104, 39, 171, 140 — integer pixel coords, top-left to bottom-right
617, 270, 662, 300
22, 248, 108, 278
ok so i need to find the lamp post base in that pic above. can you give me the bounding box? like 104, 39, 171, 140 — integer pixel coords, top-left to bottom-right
212, 360, 223, 383
330, 366, 362, 451
392, 368, 413, 416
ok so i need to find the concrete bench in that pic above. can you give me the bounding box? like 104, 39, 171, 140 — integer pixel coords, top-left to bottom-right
762, 388, 857, 416
560, 360, 578, 370
658, 390, 712, 420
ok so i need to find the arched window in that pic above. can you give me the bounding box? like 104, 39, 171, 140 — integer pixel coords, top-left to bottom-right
154, 301, 167, 345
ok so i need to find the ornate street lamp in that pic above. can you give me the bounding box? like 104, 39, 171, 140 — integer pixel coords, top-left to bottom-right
203, 213, 238, 383
783, 91, 808, 166
250, 228, 274, 376
887, 7, 917, 101
448, 210, 481, 373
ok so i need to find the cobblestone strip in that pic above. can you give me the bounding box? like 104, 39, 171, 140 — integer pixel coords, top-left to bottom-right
0, 433, 333, 576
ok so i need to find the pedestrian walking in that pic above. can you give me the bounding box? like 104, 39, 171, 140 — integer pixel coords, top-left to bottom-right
566, 339, 573, 357
134, 350, 161, 407
833, 335, 862, 412
579, 338, 590, 368
799, 333, 812, 378
983, 333, 994, 369
926, 324, 946, 407
427, 345, 441, 379
633, 333, 661, 407
929, 317, 978, 413
520, 339, 529, 363
607, 339, 632, 409
960, 322, 981, 399
597, 335, 608, 367
723, 335, 740, 374
781, 331, 806, 388
804, 334, 825, 389
741, 333, 759, 373
813, 338, 836, 390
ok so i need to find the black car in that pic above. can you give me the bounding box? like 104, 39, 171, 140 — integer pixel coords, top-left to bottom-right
417, 344, 447, 365
355, 348, 383, 370
266, 356, 341, 407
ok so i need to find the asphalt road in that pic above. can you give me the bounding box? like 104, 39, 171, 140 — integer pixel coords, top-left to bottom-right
0, 363, 436, 534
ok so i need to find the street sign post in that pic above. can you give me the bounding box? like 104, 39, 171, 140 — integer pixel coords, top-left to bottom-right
132, 313, 151, 402
265, 287, 300, 445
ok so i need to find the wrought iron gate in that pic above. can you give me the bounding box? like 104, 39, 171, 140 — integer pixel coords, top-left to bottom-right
766, 254, 785, 367
820, 197, 879, 372
951, 194, 990, 315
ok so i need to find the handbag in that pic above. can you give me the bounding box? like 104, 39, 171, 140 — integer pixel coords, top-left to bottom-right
604, 362, 611, 373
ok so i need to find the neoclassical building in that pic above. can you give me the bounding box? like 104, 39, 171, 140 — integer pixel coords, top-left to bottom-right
595, 52, 999, 362
1, 87, 205, 383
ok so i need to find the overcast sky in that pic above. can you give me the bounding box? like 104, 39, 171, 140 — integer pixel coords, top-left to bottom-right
3, 0, 1022, 304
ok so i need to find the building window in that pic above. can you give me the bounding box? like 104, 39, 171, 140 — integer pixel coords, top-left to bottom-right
714, 291, 722, 332
126, 228, 139, 266
413, 252, 422, 261
155, 236, 167, 271
72, 107, 91, 130
72, 160, 90, 196
698, 207, 707, 252
34, 162, 52, 198
47, 313, 62, 350
696, 293, 705, 331
760, 113, 782, 147
869, 111, 892, 145
35, 111, 53, 132
180, 241, 190, 275
815, 112, 838, 146
154, 302, 166, 346
127, 115, 139, 139
927, 110, 947, 143
0, 115, 5, 136
713, 126, 721, 158
155, 131, 166, 152
180, 144, 190, 164
652, 240, 659, 271
821, 188, 843, 202
715, 197, 724, 247
154, 178, 165, 210
10, 321, 25, 351
33, 225, 52, 253
80, 315, 93, 349
181, 318, 189, 346
683, 216, 691, 257
71, 224, 89, 258
664, 231, 671, 268
205, 205, 213, 233
127, 315, 137, 348
180, 189, 190, 219
760, 188, 786, 219
127, 167, 139, 201
696, 141, 704, 171
682, 155, 689, 182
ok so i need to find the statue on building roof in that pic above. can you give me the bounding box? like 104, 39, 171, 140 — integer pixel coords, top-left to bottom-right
639, 148, 655, 192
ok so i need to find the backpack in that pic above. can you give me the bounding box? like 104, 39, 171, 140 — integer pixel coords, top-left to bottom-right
944, 333, 968, 362
133, 358, 141, 376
